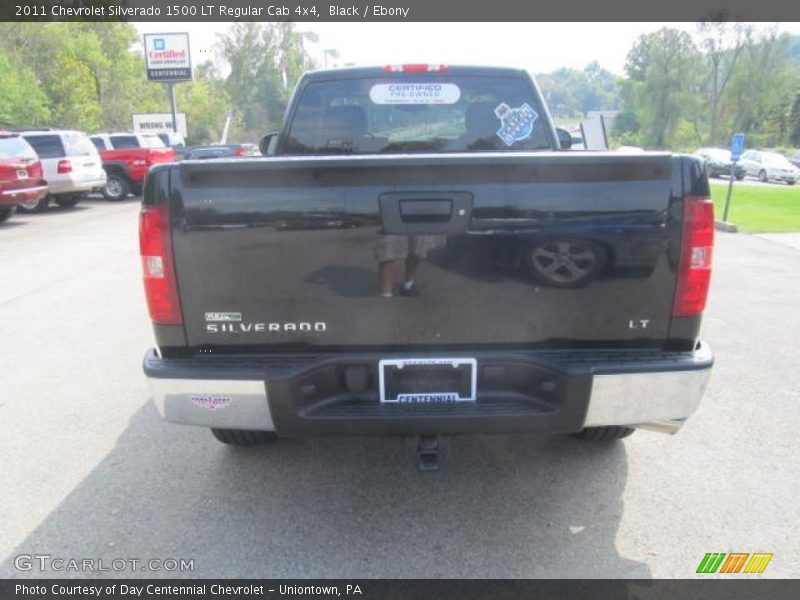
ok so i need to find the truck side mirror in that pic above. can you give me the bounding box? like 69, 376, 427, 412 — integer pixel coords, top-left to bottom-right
259, 132, 278, 156
555, 128, 572, 150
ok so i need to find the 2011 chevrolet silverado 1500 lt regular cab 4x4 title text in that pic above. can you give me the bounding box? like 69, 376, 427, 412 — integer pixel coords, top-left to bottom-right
140, 65, 714, 458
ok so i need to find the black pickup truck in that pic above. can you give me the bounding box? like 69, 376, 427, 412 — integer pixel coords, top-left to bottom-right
140, 65, 714, 457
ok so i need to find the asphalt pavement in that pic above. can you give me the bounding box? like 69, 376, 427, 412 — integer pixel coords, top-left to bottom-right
0, 197, 798, 578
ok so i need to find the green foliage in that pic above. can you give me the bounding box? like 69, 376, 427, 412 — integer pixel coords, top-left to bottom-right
617, 26, 800, 151
537, 62, 620, 119
0, 52, 50, 127
217, 23, 315, 139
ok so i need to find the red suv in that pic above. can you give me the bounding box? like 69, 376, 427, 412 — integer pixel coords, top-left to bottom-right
89, 133, 176, 201
0, 132, 48, 223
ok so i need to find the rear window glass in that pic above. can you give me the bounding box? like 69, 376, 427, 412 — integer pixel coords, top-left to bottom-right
140, 135, 166, 149
63, 132, 98, 156
109, 135, 140, 150
284, 75, 551, 154
90, 137, 106, 151
23, 134, 65, 159
0, 135, 38, 159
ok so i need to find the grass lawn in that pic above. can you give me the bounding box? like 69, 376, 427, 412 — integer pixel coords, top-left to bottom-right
709, 181, 800, 233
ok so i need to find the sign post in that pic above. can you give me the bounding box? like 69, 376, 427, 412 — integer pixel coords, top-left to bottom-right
143, 33, 192, 137
723, 133, 745, 222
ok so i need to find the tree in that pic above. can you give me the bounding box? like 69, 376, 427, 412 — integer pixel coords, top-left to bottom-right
0, 52, 50, 127
725, 28, 795, 146
218, 23, 317, 137
622, 28, 702, 148
692, 22, 747, 145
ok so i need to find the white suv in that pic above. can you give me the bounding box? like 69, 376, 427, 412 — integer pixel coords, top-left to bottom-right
19, 129, 106, 211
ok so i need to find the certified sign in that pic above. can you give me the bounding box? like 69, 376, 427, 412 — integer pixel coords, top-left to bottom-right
369, 83, 461, 105
143, 33, 192, 82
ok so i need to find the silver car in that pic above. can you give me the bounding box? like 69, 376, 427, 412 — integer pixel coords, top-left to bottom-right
739, 150, 800, 185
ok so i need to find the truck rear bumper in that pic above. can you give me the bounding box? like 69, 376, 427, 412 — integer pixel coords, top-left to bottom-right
144, 343, 712, 436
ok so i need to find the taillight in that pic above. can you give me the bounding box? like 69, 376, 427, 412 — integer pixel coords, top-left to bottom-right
672, 196, 714, 317
57, 159, 72, 174
234, 146, 246, 156
139, 205, 183, 325
383, 64, 448, 73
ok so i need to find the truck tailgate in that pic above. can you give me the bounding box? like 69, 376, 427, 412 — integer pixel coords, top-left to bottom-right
170, 152, 681, 349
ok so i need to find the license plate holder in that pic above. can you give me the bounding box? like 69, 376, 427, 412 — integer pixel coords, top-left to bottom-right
16, 169, 28, 180
379, 358, 477, 404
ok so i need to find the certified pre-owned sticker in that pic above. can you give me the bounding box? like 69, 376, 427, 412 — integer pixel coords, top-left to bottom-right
204, 312, 242, 322
369, 83, 461, 105
190, 395, 232, 411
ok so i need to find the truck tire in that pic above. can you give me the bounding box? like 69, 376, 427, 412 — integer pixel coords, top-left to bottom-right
211, 428, 278, 446
54, 193, 82, 208
572, 426, 635, 441
102, 174, 129, 201
16, 195, 50, 213
0, 206, 15, 223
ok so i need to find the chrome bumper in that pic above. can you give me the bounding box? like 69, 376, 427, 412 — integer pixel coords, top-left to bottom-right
583, 342, 712, 434
147, 343, 712, 435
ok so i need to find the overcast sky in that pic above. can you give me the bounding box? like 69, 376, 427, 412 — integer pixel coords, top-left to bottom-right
135, 22, 800, 75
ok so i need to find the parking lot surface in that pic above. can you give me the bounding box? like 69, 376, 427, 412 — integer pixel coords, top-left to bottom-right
0, 198, 798, 578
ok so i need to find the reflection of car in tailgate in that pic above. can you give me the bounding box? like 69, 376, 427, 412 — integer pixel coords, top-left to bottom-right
141, 66, 714, 453
90, 133, 175, 201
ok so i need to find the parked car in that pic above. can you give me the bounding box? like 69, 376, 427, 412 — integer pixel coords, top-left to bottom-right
739, 150, 800, 185
141, 65, 714, 458
19, 129, 106, 212
694, 147, 746, 179
89, 133, 176, 201
788, 150, 800, 169
180, 143, 259, 161
157, 132, 186, 149
0, 131, 48, 222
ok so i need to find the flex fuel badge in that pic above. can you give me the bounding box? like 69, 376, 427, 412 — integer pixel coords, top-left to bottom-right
205, 312, 242, 322
190, 395, 232, 411
495, 102, 539, 146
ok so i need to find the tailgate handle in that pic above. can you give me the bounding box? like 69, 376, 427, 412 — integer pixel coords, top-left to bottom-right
380, 192, 473, 235
399, 199, 452, 222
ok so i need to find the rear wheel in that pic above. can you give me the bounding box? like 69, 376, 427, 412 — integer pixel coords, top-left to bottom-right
102, 174, 129, 201
735, 172, 745, 181
758, 170, 768, 183
572, 426, 636, 441
54, 193, 82, 208
0, 207, 15, 223
211, 428, 278, 446
16, 195, 50, 213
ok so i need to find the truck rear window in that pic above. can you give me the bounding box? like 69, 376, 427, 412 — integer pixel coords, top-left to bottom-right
284, 76, 551, 154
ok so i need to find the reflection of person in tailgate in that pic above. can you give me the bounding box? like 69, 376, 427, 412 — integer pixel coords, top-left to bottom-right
374, 235, 443, 297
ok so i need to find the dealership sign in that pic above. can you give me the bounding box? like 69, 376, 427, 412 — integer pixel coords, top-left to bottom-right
132, 113, 188, 137
143, 33, 192, 81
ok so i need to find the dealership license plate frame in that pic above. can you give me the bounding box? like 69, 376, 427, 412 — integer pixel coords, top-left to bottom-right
379, 358, 477, 404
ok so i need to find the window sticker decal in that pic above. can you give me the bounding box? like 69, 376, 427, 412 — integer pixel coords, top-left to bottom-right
494, 102, 539, 146
369, 83, 461, 105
